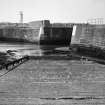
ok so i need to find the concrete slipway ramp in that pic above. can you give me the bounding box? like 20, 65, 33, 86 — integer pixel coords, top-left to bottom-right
0, 55, 105, 104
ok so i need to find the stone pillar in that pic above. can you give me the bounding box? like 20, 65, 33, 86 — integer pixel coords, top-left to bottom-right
71, 24, 82, 44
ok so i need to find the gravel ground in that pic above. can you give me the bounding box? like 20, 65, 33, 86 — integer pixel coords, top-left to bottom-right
0, 58, 105, 104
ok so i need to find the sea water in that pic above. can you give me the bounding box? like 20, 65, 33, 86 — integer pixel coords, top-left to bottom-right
0, 42, 43, 56
0, 42, 67, 57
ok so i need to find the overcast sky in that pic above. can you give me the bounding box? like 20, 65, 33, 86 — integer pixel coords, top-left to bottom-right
0, 0, 105, 23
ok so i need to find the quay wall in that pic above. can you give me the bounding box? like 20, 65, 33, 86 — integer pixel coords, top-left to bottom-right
70, 24, 105, 59
71, 24, 105, 48
0, 20, 73, 45
0, 27, 40, 43
0, 21, 46, 43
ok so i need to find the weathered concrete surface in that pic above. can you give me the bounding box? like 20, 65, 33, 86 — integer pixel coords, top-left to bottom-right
0, 58, 105, 104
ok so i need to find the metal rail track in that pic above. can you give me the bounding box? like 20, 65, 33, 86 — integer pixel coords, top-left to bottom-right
0, 55, 29, 78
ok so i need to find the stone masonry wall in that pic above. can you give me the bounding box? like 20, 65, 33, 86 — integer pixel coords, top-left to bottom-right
71, 24, 105, 48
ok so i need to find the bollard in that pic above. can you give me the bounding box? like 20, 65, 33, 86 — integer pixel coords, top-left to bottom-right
81, 56, 85, 64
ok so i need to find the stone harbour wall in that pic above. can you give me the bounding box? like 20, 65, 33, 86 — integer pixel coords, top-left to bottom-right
71, 24, 105, 48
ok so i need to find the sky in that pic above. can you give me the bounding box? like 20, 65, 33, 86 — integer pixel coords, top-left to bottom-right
0, 0, 105, 23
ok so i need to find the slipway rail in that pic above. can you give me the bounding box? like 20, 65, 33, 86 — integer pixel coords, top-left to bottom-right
0, 55, 29, 77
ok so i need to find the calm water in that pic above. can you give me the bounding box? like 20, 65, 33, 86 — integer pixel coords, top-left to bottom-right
0, 43, 42, 56
0, 42, 69, 57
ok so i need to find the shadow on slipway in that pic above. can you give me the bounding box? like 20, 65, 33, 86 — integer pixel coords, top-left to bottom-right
30, 45, 105, 65
35, 45, 105, 65
30, 45, 81, 61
